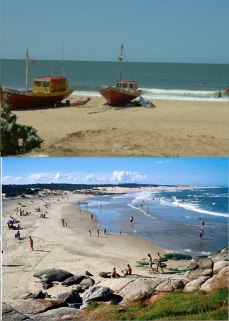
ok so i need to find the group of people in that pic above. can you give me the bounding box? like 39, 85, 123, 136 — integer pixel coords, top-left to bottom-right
148, 253, 164, 273
112, 264, 132, 278
88, 228, 107, 237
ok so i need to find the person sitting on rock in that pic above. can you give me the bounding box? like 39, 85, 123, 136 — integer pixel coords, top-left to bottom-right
111, 267, 117, 278
124, 264, 132, 276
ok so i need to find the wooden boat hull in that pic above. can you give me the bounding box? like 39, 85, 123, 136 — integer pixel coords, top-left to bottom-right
1, 88, 73, 109
100, 86, 141, 106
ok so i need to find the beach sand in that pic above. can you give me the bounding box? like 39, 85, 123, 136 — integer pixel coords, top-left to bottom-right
14, 96, 229, 156
2, 190, 185, 303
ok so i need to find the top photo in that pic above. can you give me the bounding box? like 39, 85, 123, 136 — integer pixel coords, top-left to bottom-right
1, 0, 229, 157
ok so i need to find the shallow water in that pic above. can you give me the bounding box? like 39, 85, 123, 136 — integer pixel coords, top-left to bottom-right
78, 187, 228, 256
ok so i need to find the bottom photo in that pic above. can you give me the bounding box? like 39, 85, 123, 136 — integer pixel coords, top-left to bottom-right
1, 157, 228, 320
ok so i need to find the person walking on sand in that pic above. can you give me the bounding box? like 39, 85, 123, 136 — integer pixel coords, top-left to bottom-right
157, 253, 164, 273
89, 229, 91, 237
148, 253, 153, 271
29, 236, 34, 251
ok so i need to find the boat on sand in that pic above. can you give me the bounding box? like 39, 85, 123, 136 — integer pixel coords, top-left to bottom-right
1, 49, 73, 109
100, 45, 141, 106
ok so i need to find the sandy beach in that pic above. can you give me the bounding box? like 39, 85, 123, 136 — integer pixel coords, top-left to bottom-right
2, 189, 182, 303
14, 96, 229, 156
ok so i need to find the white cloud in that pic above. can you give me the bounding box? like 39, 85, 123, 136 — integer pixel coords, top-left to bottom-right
110, 170, 148, 183
27, 173, 48, 182
2, 176, 23, 184
3, 170, 149, 185
54, 172, 61, 180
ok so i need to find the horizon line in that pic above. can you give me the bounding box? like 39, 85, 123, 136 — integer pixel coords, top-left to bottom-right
1, 57, 228, 65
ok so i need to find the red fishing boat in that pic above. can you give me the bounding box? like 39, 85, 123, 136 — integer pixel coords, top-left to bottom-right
1, 49, 73, 109
100, 45, 141, 106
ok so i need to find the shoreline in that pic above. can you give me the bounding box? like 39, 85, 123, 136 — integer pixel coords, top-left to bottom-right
12, 96, 229, 156
2, 191, 174, 303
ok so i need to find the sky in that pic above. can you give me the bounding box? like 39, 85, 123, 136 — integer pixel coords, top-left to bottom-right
1, 0, 229, 63
2, 157, 228, 187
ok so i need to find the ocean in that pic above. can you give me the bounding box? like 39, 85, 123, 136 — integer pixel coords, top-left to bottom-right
79, 187, 228, 257
1, 59, 229, 101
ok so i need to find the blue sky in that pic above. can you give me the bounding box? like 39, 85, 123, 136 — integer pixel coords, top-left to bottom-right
1, 0, 229, 63
2, 157, 228, 186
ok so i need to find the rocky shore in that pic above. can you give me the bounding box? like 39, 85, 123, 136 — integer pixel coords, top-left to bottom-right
2, 247, 228, 321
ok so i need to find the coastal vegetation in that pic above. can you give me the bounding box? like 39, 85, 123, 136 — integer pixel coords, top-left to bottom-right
85, 288, 228, 320
0, 92, 43, 156
2, 183, 162, 197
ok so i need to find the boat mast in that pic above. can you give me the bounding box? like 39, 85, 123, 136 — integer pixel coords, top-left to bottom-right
25, 48, 29, 91
118, 44, 124, 81
62, 40, 65, 76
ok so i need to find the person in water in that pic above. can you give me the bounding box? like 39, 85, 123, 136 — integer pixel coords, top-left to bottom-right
130, 216, 134, 223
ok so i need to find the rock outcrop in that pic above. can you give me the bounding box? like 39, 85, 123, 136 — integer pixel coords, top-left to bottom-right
3, 247, 228, 320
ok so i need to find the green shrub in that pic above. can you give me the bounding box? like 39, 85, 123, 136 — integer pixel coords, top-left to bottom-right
163, 253, 192, 261
1, 91, 43, 155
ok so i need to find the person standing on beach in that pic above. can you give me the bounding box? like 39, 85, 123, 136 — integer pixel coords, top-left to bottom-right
148, 253, 153, 271
29, 236, 34, 251
62, 218, 65, 226
89, 229, 91, 237
157, 253, 164, 273
91, 214, 93, 219
97, 229, 100, 237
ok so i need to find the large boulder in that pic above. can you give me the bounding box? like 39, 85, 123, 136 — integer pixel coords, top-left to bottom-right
185, 262, 199, 271
155, 280, 174, 292
2, 303, 34, 321
32, 307, 83, 320
7, 299, 68, 315
33, 269, 74, 283
213, 261, 229, 274
62, 275, 86, 286
208, 247, 229, 263
118, 278, 163, 304
79, 276, 95, 289
184, 276, 209, 292
155, 278, 188, 293
201, 266, 229, 292
82, 285, 114, 304
188, 268, 213, 280
195, 258, 213, 269
57, 290, 82, 304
